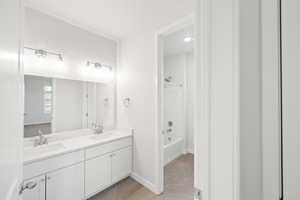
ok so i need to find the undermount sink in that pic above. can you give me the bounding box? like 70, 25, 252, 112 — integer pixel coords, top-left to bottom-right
24, 143, 66, 157
89, 133, 113, 140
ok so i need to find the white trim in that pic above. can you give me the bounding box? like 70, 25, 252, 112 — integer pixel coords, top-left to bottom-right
19, 0, 25, 198
194, 0, 211, 199
232, 0, 240, 199
187, 148, 194, 154
115, 39, 121, 130
261, 0, 281, 200
156, 14, 195, 36
51, 78, 57, 132
155, 15, 196, 195
24, 3, 120, 43
183, 53, 188, 158
155, 32, 164, 194
130, 173, 160, 195
195, 0, 240, 200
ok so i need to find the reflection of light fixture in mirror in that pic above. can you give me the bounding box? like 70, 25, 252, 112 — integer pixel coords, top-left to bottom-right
123, 98, 131, 108
86, 61, 112, 71
24, 47, 64, 61
34, 49, 47, 58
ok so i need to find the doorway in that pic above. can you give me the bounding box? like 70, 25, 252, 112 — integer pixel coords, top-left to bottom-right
156, 17, 196, 199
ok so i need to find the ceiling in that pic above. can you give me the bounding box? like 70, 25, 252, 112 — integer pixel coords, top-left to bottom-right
25, 0, 194, 40
164, 25, 194, 56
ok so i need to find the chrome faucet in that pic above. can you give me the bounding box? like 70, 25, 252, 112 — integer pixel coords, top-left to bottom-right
34, 129, 48, 146
92, 123, 104, 134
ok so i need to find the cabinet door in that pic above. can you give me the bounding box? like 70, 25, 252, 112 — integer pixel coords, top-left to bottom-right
111, 147, 132, 183
23, 175, 46, 200
46, 163, 84, 200
85, 154, 111, 198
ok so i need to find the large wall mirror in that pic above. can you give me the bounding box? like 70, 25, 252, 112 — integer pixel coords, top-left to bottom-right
24, 75, 116, 138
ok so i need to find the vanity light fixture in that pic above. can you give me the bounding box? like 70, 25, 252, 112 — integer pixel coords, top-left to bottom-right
86, 61, 112, 71
24, 46, 64, 61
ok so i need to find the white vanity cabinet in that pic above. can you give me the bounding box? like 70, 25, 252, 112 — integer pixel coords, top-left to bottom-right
85, 154, 112, 197
23, 136, 133, 200
23, 163, 84, 200
84, 138, 132, 198
22, 175, 46, 200
111, 147, 132, 183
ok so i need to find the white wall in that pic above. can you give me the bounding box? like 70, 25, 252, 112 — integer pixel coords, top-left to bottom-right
117, 32, 158, 191
240, 0, 262, 199
87, 82, 116, 130
24, 8, 117, 83
164, 53, 194, 152
186, 53, 194, 153
164, 54, 185, 146
96, 83, 116, 129
53, 79, 85, 132
164, 54, 185, 84
0, 0, 23, 199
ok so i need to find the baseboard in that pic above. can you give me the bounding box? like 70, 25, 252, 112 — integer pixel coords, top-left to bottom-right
130, 173, 160, 195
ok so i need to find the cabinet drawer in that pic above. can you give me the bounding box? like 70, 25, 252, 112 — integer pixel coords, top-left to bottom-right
86, 137, 132, 160
24, 150, 84, 180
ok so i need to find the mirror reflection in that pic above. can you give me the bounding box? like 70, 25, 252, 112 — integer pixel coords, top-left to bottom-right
24, 75, 115, 138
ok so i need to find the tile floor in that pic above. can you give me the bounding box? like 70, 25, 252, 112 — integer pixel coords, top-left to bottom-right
89, 153, 194, 200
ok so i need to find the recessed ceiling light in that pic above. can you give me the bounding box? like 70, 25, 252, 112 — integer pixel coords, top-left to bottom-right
184, 36, 193, 43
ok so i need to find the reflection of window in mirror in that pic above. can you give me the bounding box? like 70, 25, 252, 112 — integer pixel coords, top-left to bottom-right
43, 85, 52, 114
24, 75, 53, 138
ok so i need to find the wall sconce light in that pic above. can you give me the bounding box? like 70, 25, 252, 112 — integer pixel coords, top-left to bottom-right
86, 61, 112, 71
24, 47, 64, 61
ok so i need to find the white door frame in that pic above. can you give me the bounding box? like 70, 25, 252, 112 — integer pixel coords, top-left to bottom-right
155, 0, 241, 199
155, 15, 195, 194
261, 0, 281, 199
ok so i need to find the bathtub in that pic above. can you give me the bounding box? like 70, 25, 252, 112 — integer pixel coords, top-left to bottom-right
164, 137, 184, 165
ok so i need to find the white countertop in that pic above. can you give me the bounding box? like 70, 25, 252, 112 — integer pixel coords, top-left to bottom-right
23, 129, 132, 165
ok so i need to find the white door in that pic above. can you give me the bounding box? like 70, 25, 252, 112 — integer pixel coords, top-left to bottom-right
85, 154, 111, 197
111, 147, 132, 183
282, 1, 300, 199
46, 163, 84, 200
23, 176, 46, 200
0, 0, 23, 199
